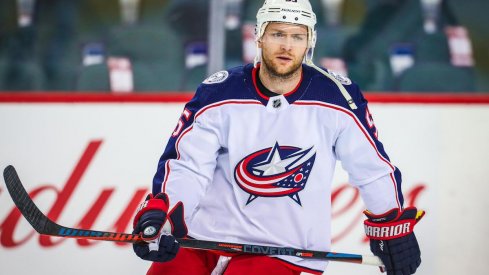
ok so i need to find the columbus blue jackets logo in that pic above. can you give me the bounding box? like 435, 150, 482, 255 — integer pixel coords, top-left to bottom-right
203, 70, 229, 84
329, 70, 352, 85
234, 142, 316, 205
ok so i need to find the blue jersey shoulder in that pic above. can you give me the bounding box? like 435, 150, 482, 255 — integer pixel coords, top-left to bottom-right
191, 65, 254, 108
302, 64, 367, 109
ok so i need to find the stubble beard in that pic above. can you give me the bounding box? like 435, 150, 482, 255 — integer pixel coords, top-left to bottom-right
261, 51, 303, 80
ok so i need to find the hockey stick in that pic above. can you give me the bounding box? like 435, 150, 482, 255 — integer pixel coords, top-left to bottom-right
3, 165, 383, 266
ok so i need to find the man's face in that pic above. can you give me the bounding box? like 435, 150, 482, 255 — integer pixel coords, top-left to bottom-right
259, 22, 308, 78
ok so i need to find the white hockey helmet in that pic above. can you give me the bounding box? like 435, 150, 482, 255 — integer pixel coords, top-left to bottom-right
255, 0, 317, 66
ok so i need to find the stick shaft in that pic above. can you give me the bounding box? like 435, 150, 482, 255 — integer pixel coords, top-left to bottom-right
3, 165, 383, 266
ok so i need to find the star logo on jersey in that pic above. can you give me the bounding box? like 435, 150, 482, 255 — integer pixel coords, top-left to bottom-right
234, 142, 316, 205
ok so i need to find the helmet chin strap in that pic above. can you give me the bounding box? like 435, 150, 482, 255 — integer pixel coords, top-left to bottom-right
253, 48, 261, 68
304, 45, 314, 65
254, 22, 269, 68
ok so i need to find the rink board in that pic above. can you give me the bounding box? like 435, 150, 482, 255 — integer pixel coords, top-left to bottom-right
0, 96, 488, 275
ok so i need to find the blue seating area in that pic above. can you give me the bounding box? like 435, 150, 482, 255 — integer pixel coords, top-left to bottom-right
0, 0, 487, 92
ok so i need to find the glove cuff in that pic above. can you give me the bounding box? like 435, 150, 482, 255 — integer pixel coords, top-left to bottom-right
166, 201, 188, 238
363, 207, 425, 240
133, 193, 170, 229
364, 218, 416, 240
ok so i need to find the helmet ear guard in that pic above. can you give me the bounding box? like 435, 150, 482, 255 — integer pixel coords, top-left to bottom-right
254, 0, 317, 66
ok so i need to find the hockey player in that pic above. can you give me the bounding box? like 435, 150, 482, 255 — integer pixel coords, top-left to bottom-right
132, 0, 424, 274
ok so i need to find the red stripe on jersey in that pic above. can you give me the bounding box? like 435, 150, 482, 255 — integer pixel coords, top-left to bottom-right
175, 126, 194, 160
294, 100, 401, 208
251, 65, 303, 100
162, 125, 193, 192
195, 99, 262, 120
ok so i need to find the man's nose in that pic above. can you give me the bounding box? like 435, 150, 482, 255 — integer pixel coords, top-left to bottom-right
280, 37, 294, 50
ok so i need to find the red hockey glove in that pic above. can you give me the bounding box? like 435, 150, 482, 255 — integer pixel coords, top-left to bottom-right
364, 207, 425, 275
132, 193, 188, 262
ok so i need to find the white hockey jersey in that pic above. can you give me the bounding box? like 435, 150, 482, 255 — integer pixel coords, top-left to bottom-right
152, 64, 403, 273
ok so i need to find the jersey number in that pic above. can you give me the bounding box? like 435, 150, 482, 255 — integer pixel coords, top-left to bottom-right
365, 107, 379, 139
172, 108, 192, 137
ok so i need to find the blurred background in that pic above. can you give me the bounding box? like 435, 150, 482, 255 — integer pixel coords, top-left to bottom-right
1, 2, 489, 275
0, 0, 488, 93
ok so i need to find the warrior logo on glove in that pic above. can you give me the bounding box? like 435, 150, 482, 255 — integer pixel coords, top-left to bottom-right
364, 207, 425, 275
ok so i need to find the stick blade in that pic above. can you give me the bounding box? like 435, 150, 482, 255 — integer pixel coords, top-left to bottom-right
3, 165, 59, 235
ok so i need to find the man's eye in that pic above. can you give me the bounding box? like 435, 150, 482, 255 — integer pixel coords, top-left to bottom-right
292, 35, 305, 41
272, 32, 285, 38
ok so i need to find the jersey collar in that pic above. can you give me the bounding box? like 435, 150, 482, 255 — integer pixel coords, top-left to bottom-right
249, 64, 305, 104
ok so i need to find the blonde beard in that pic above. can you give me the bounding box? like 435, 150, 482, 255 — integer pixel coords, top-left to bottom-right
261, 52, 304, 80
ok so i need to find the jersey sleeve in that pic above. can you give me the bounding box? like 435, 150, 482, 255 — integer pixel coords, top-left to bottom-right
334, 85, 404, 214
152, 86, 222, 217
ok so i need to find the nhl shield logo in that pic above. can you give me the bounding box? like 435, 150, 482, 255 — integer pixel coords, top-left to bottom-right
272, 98, 282, 108
234, 142, 316, 205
